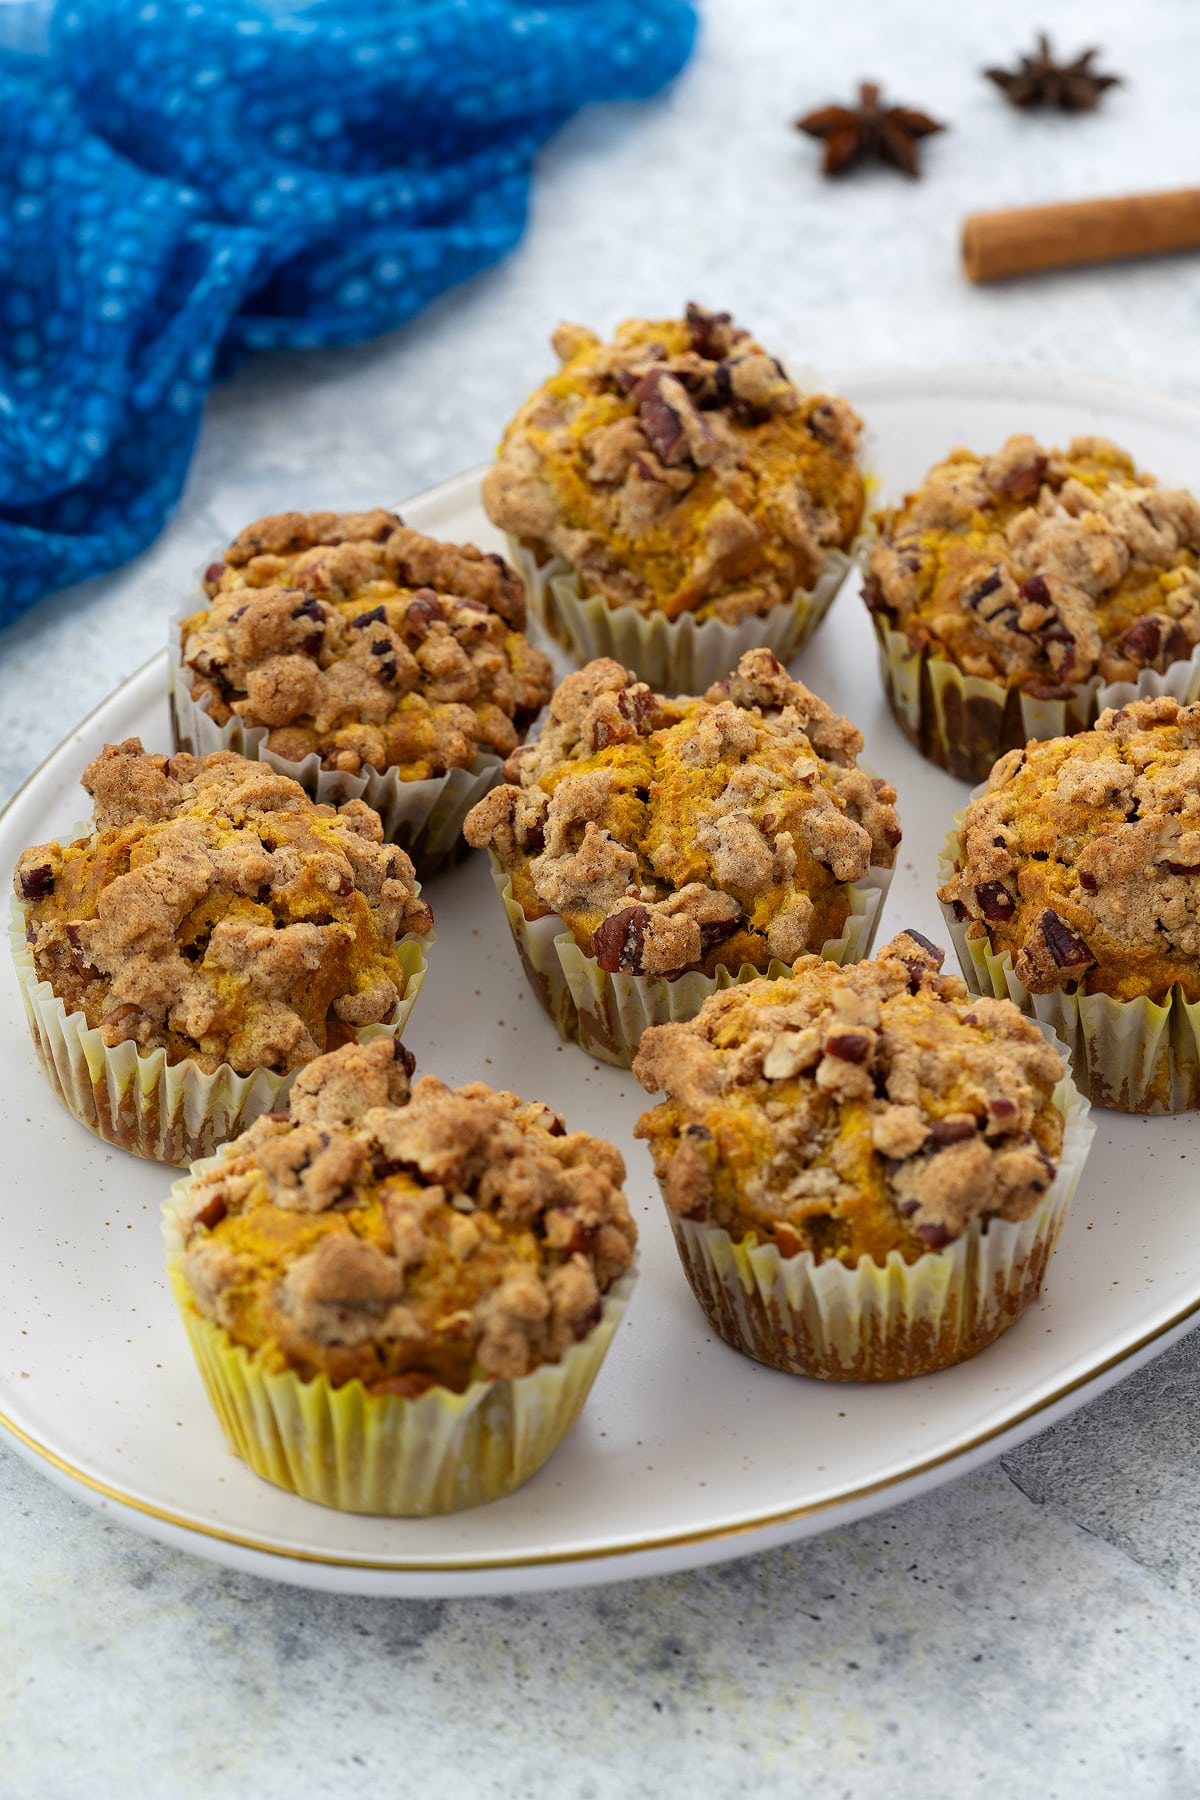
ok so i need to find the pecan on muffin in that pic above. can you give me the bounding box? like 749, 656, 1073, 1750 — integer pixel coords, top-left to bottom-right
633, 931, 1093, 1380
174, 508, 555, 871
864, 434, 1200, 782
483, 304, 865, 687
11, 739, 433, 1162
462, 648, 899, 1066
938, 696, 1200, 1109
164, 1037, 638, 1514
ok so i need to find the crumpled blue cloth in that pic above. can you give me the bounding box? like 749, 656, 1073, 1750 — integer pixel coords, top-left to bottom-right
0, 0, 695, 629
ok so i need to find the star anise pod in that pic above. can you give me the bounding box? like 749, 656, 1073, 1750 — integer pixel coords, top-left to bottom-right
795, 81, 946, 178
985, 34, 1121, 111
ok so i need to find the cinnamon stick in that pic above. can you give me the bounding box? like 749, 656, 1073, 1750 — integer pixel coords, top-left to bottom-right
962, 188, 1200, 283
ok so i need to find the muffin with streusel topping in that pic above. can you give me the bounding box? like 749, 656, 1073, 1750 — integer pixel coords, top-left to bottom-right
484, 303, 866, 689
938, 695, 1200, 1110
633, 931, 1093, 1380
164, 1037, 637, 1514
463, 648, 899, 1066
172, 508, 555, 872
10, 739, 433, 1163
864, 434, 1200, 782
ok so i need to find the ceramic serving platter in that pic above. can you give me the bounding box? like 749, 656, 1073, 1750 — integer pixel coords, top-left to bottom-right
4, 368, 1200, 1599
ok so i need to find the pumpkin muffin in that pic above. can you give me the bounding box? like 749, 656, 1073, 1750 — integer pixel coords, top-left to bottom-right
632, 930, 1093, 1380
938, 695, 1200, 1109
462, 648, 899, 1065
483, 303, 866, 688
164, 1036, 638, 1514
10, 739, 433, 1163
173, 507, 555, 871
864, 434, 1200, 782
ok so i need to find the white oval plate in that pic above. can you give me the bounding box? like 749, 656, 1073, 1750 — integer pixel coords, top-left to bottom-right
5, 368, 1200, 1598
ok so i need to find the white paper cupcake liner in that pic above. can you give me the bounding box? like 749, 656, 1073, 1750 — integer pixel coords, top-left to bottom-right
872, 617, 1200, 786
938, 822, 1200, 1112
10, 893, 429, 1166
507, 536, 860, 693
163, 1176, 635, 1515
487, 855, 893, 1068
170, 589, 504, 876
667, 1034, 1092, 1381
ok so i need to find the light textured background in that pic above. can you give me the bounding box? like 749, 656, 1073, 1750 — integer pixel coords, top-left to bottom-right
6, 1, 1200, 1793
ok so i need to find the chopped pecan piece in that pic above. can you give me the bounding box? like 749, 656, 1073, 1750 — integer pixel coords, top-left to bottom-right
929, 1115, 977, 1146
617, 686, 657, 734
1117, 614, 1189, 668
592, 904, 651, 974
17, 861, 55, 901
636, 368, 685, 463
1039, 909, 1093, 969
994, 455, 1047, 499
405, 590, 445, 634
975, 880, 1016, 922
964, 570, 1003, 608
193, 1194, 228, 1231
636, 369, 715, 468
684, 301, 744, 360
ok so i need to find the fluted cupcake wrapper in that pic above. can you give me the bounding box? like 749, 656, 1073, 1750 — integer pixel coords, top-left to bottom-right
507, 536, 860, 693
486, 854, 893, 1069
10, 890, 430, 1166
666, 1044, 1092, 1381
938, 823, 1200, 1112
170, 590, 504, 877
163, 1182, 635, 1516
871, 617, 1200, 786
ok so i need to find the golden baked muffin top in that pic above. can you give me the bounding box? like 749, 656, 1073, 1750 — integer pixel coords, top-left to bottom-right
482, 303, 864, 625
176, 1038, 637, 1393
14, 740, 433, 1075
633, 931, 1066, 1265
864, 434, 1200, 691
463, 649, 900, 978
940, 696, 1200, 1004
181, 508, 554, 780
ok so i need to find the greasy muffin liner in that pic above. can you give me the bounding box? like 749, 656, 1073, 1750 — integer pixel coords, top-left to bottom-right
487, 855, 893, 1069
938, 822, 1200, 1112
871, 616, 1200, 786
665, 1037, 1092, 1381
163, 1183, 635, 1515
508, 536, 859, 693
170, 593, 503, 876
10, 889, 429, 1166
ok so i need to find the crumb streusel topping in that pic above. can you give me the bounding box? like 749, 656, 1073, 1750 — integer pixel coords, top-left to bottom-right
939, 696, 1200, 1003
462, 649, 900, 978
483, 304, 864, 624
14, 740, 433, 1075
177, 1037, 637, 1393
181, 508, 554, 780
864, 434, 1200, 691
633, 931, 1066, 1263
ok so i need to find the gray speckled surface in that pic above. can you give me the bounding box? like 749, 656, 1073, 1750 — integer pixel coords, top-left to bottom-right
6, 1, 1200, 1790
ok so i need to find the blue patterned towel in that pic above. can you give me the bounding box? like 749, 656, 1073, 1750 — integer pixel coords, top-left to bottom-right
0, 0, 695, 628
